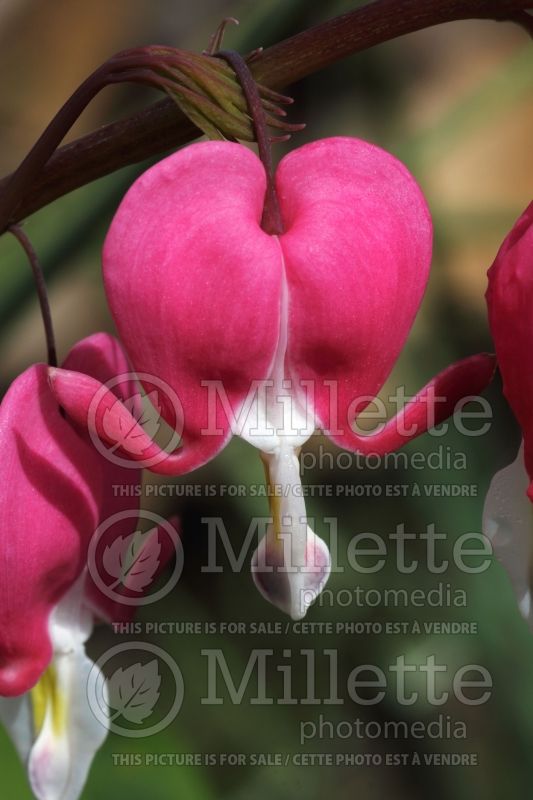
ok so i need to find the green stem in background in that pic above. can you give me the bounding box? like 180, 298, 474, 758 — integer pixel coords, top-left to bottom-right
0, 0, 530, 231
9, 226, 57, 367
217, 50, 286, 235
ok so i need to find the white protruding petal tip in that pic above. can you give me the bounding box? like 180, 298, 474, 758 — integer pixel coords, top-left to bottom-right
27, 644, 108, 800
483, 442, 533, 629
251, 525, 331, 619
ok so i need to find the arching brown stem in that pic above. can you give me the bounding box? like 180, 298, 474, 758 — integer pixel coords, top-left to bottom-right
9, 226, 57, 367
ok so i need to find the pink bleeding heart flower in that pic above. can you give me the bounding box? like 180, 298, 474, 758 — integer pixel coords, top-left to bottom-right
49, 137, 495, 620
0, 332, 178, 800
483, 202, 533, 628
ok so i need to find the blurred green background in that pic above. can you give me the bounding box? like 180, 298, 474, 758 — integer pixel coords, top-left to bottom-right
0, 0, 532, 798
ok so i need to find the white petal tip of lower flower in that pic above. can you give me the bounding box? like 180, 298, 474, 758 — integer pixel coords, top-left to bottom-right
519, 591, 531, 621
483, 443, 533, 630
0, 578, 108, 800
251, 526, 331, 620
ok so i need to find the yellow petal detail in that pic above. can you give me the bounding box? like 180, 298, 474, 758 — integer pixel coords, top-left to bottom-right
31, 664, 66, 738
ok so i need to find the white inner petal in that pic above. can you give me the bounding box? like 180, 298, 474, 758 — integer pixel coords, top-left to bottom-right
253, 443, 331, 620
0, 572, 108, 800
233, 239, 330, 619
237, 238, 315, 453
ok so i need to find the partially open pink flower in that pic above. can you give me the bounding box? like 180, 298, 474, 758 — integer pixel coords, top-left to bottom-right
485, 202, 533, 493
0, 333, 177, 800
483, 202, 533, 627
50, 138, 495, 619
